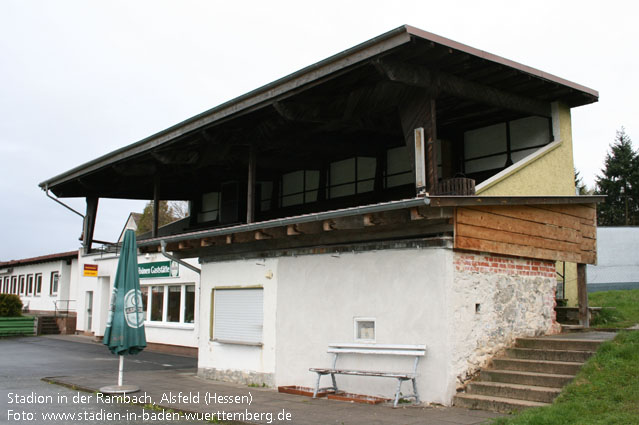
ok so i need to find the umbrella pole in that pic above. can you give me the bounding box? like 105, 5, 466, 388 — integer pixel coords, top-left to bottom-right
118, 355, 123, 387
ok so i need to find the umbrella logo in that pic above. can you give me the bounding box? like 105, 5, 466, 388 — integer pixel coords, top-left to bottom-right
124, 289, 145, 328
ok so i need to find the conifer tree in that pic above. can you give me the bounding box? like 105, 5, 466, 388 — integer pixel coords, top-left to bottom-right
595, 128, 639, 225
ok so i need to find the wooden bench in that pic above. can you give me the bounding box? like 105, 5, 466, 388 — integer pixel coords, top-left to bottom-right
309, 343, 426, 407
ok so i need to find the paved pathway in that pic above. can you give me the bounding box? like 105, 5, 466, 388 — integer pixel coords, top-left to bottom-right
47, 369, 502, 425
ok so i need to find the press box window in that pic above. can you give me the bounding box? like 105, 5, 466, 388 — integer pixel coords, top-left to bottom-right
198, 192, 220, 223
212, 288, 263, 345
327, 157, 376, 199
280, 170, 319, 207
354, 318, 376, 342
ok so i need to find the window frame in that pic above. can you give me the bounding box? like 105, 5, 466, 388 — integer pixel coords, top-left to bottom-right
34, 273, 42, 296
143, 283, 196, 328
50, 271, 59, 295
354, 317, 376, 342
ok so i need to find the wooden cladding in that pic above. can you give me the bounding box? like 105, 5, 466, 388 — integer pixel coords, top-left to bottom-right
454, 204, 597, 265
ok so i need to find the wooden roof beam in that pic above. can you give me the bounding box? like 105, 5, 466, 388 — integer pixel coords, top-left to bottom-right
374, 58, 551, 118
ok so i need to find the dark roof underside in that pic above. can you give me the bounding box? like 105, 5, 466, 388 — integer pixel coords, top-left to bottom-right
40, 25, 598, 200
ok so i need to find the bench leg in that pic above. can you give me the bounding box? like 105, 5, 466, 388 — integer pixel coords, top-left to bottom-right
312, 373, 322, 398
393, 379, 403, 408
331, 373, 337, 393
412, 378, 420, 404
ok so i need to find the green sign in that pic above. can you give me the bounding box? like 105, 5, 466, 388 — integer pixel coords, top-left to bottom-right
138, 261, 179, 278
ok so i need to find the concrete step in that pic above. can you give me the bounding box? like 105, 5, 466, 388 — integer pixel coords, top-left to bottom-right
515, 337, 603, 352
492, 358, 583, 375
454, 393, 549, 413
480, 369, 575, 388
506, 347, 595, 363
466, 381, 561, 404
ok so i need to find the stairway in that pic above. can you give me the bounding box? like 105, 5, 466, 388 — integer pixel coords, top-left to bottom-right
39, 316, 61, 335
454, 335, 607, 412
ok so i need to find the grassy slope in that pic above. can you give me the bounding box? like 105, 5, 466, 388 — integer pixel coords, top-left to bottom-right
589, 289, 639, 328
492, 331, 639, 424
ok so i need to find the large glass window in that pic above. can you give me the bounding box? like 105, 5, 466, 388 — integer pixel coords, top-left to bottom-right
145, 284, 195, 325
184, 286, 195, 324
280, 170, 319, 207
167, 286, 181, 323
327, 157, 376, 199
19, 276, 25, 295
150, 286, 164, 321
463, 117, 551, 175
1, 277, 7, 293
212, 288, 263, 345
11, 276, 17, 294
198, 191, 220, 223
384, 146, 412, 188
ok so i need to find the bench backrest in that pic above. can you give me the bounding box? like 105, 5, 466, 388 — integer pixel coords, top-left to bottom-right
328, 343, 426, 357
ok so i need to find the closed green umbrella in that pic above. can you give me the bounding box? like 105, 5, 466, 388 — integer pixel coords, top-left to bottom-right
101, 229, 146, 394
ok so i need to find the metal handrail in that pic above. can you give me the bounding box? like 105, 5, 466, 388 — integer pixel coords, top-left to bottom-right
54, 299, 76, 318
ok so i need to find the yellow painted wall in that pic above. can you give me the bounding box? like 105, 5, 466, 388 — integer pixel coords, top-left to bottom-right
476, 102, 579, 305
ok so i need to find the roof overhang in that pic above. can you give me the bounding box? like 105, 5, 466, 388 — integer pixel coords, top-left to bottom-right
40, 25, 599, 200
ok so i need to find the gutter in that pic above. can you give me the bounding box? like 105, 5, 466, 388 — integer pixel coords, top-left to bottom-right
139, 197, 432, 247
160, 240, 201, 275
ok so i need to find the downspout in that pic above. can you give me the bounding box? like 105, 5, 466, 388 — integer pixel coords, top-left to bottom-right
160, 240, 201, 275
44, 188, 85, 218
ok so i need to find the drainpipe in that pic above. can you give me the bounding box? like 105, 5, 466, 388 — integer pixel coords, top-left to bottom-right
45, 189, 85, 218
160, 240, 201, 274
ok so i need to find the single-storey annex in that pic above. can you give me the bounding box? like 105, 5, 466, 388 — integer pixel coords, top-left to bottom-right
39, 25, 600, 404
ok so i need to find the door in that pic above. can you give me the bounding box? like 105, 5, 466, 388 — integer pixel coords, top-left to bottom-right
85, 291, 93, 331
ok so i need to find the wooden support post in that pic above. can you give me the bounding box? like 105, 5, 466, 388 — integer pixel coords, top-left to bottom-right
82, 197, 99, 254
152, 178, 160, 238
577, 263, 589, 328
426, 99, 438, 194
247, 147, 256, 224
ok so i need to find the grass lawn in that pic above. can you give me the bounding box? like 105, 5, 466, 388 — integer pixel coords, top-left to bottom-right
589, 289, 639, 328
491, 331, 639, 425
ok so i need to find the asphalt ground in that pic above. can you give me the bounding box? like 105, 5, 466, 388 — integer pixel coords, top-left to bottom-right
1, 335, 502, 425
0, 335, 203, 425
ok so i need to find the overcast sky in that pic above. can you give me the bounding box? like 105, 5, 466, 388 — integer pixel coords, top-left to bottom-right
1, 0, 637, 261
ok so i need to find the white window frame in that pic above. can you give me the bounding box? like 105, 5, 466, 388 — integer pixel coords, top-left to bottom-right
354, 317, 376, 342
143, 283, 195, 328
50, 271, 59, 296
34, 273, 42, 296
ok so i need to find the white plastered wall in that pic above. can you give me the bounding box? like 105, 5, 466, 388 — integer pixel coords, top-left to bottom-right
273, 248, 457, 405
198, 258, 278, 382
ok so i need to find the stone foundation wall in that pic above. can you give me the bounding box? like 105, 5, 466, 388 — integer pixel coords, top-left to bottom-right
198, 368, 275, 388
450, 252, 560, 388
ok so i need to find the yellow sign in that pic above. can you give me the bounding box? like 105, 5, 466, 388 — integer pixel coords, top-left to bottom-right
83, 264, 98, 277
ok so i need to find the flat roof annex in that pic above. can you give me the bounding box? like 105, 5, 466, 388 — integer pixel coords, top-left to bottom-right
39, 25, 598, 195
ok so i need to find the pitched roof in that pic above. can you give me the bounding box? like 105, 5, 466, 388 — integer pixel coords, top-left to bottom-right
0, 251, 78, 268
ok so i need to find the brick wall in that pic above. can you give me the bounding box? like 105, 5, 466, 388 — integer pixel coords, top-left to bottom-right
454, 252, 556, 278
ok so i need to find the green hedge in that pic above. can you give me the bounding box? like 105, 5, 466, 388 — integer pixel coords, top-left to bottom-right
0, 294, 23, 317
